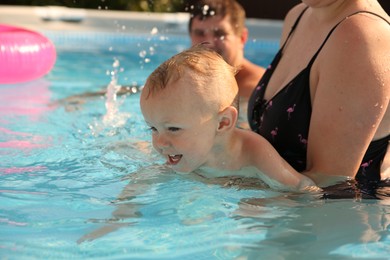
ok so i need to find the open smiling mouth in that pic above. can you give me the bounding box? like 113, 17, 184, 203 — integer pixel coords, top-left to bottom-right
168, 154, 182, 165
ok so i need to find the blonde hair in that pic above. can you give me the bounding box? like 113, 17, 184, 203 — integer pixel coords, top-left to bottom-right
143, 44, 239, 111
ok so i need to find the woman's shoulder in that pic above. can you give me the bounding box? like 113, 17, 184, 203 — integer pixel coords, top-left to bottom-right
323, 9, 390, 61
317, 9, 390, 83
335, 9, 389, 36
280, 3, 308, 44
284, 3, 307, 22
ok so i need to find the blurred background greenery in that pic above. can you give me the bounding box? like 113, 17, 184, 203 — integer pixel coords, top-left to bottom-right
0, 0, 186, 12
0, 0, 388, 20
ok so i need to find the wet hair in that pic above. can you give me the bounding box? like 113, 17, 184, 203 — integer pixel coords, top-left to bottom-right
143, 44, 239, 111
187, 0, 246, 35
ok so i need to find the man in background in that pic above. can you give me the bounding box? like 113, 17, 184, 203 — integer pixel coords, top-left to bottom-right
187, 0, 266, 100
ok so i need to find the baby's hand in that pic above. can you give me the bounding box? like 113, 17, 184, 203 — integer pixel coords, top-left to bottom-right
77, 221, 134, 244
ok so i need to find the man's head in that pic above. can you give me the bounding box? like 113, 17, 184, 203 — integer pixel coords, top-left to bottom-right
187, 0, 248, 67
188, 0, 246, 36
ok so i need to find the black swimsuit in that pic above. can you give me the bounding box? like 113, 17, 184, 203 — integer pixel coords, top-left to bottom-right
248, 8, 390, 182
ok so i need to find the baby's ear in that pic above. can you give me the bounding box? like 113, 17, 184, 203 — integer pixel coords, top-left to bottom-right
240, 27, 249, 45
217, 106, 238, 133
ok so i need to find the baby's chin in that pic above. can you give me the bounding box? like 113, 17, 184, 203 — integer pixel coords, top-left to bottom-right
170, 166, 192, 175
169, 164, 194, 175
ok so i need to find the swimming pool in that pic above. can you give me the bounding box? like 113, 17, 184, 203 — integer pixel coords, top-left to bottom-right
1, 12, 390, 260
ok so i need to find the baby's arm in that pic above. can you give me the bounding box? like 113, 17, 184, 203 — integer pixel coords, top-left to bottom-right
242, 130, 319, 192
77, 165, 173, 243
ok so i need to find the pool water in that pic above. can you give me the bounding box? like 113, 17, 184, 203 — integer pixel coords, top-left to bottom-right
1, 31, 389, 259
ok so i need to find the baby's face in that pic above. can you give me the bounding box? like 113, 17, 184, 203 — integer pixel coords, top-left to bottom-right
140, 79, 219, 173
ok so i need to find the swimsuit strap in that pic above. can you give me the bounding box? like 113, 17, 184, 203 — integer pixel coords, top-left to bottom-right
280, 6, 309, 50
307, 11, 390, 67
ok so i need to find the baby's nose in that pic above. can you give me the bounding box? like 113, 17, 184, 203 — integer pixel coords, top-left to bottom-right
154, 134, 169, 149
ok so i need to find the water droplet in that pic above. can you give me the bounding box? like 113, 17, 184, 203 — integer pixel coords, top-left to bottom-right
139, 50, 147, 58
150, 27, 158, 35
112, 59, 120, 68
131, 87, 138, 93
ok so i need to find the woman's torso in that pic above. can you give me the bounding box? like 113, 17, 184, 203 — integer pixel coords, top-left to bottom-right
248, 2, 390, 182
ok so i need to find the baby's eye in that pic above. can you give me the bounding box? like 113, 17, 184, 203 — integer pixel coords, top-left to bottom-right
168, 127, 181, 132
148, 126, 157, 132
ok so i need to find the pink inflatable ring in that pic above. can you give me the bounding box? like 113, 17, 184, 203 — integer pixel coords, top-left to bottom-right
0, 24, 56, 84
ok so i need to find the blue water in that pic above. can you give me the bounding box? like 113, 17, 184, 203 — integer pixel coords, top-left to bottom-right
1, 31, 389, 259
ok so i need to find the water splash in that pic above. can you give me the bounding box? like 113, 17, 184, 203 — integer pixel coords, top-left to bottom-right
90, 58, 131, 136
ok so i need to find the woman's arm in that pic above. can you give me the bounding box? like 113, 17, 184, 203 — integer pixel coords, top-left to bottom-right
306, 13, 390, 182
